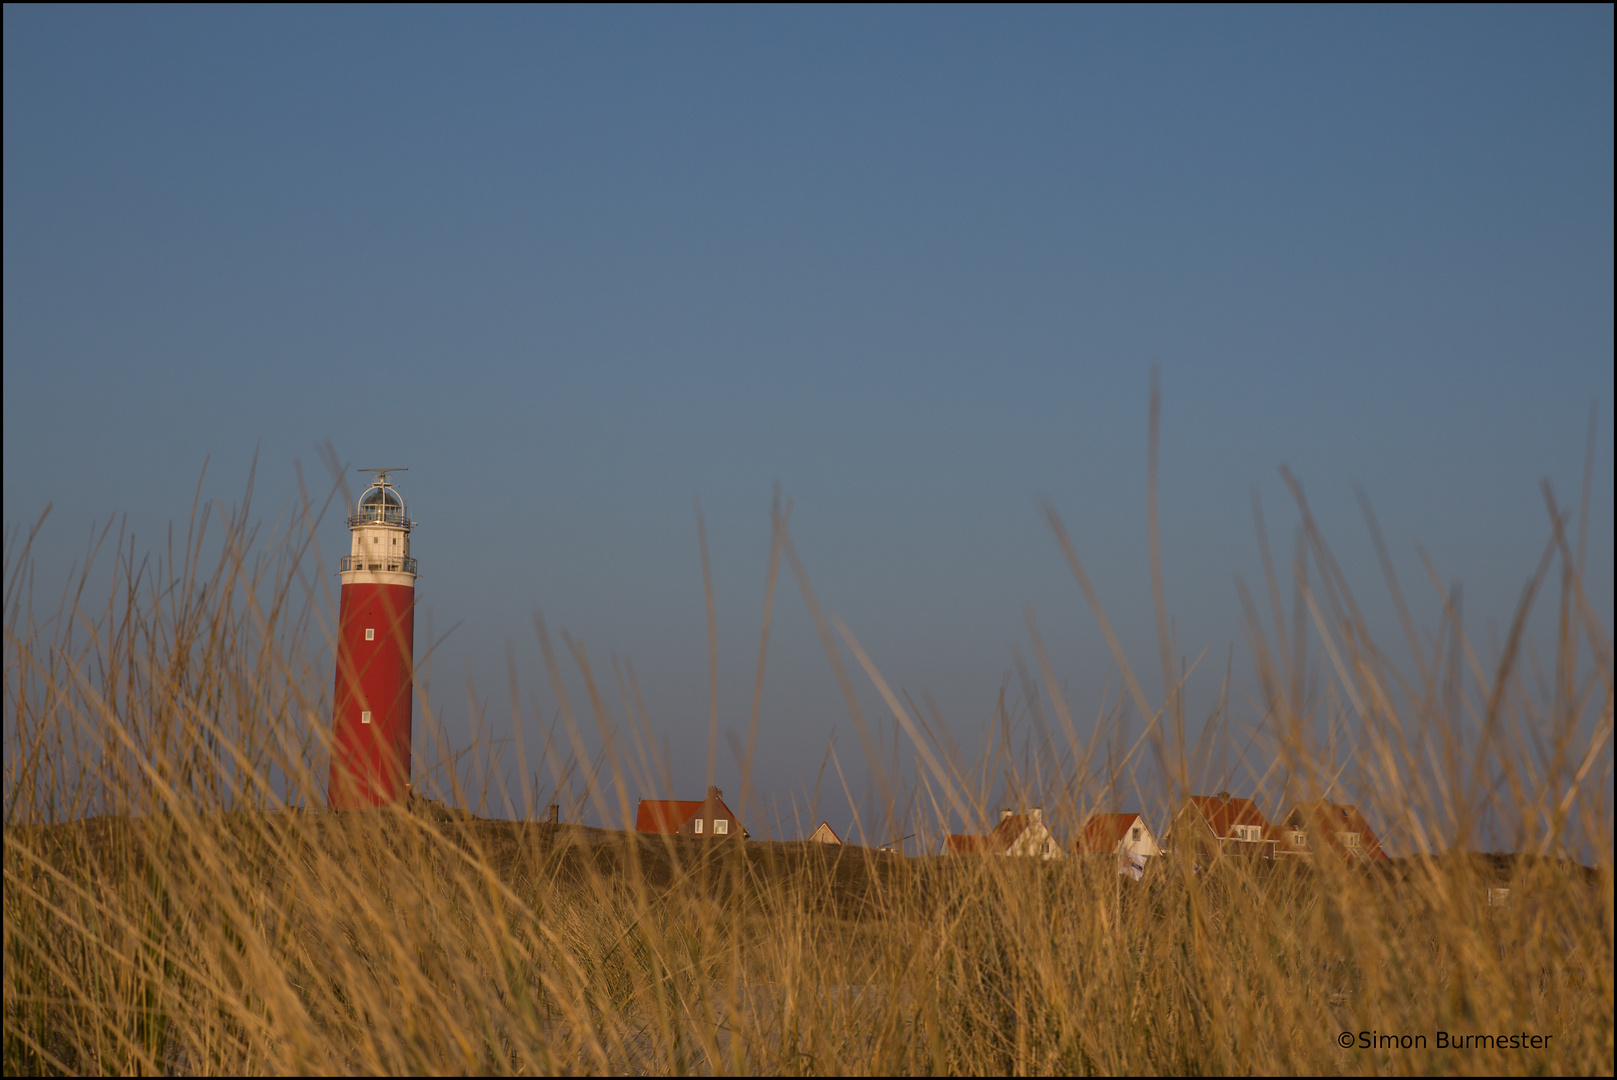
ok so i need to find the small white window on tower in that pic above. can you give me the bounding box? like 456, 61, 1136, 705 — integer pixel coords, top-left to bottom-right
365, 628, 375, 641
693, 819, 703, 834
714, 819, 729, 835
361, 710, 372, 724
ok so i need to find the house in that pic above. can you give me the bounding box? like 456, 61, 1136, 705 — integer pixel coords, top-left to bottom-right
1280, 800, 1390, 863
1168, 791, 1275, 859
808, 821, 843, 845
945, 808, 1063, 860
634, 786, 747, 839
1074, 812, 1161, 878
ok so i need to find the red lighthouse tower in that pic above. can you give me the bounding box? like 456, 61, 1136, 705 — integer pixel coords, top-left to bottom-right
329, 468, 418, 809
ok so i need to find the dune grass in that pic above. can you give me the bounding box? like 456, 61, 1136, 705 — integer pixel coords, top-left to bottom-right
3, 450, 1611, 1075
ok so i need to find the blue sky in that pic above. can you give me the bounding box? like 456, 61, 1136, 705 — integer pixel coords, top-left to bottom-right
5, 7, 1612, 837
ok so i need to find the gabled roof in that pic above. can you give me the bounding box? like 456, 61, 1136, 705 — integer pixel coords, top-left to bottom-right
1285, 800, 1390, 861
635, 799, 703, 833
635, 792, 743, 834
946, 819, 1025, 854
945, 833, 993, 854
1075, 813, 1144, 853
1185, 794, 1269, 835
808, 821, 842, 845
989, 814, 1032, 848
948, 811, 1057, 855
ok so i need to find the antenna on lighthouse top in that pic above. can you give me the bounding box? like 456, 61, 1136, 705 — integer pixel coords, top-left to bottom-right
358, 467, 408, 486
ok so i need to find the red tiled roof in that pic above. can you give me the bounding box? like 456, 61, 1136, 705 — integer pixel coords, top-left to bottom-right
636, 792, 744, 835
1186, 794, 1269, 836
989, 814, 1031, 848
947, 813, 1045, 854
1075, 813, 1141, 853
1286, 800, 1391, 861
945, 833, 992, 854
636, 799, 703, 833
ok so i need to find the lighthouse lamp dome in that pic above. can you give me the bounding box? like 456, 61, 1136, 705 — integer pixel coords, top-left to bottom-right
358, 483, 406, 525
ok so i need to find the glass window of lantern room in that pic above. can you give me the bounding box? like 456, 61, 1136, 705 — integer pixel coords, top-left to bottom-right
693, 819, 703, 834
715, 819, 729, 835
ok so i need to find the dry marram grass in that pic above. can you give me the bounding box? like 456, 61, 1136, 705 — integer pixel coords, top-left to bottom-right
3, 461, 1612, 1075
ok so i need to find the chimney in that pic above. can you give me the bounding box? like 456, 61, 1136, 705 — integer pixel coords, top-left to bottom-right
1000, 809, 1013, 821
1216, 791, 1231, 802
547, 802, 560, 825
708, 786, 721, 801
1030, 807, 1042, 822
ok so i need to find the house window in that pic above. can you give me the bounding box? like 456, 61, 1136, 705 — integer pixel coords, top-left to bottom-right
1293, 832, 1307, 847
1132, 827, 1142, 842
693, 819, 703, 834
361, 711, 372, 724
715, 819, 729, 835
1342, 832, 1361, 848
366, 628, 375, 641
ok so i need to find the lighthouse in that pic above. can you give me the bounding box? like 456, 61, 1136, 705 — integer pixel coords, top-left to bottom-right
328, 468, 418, 809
